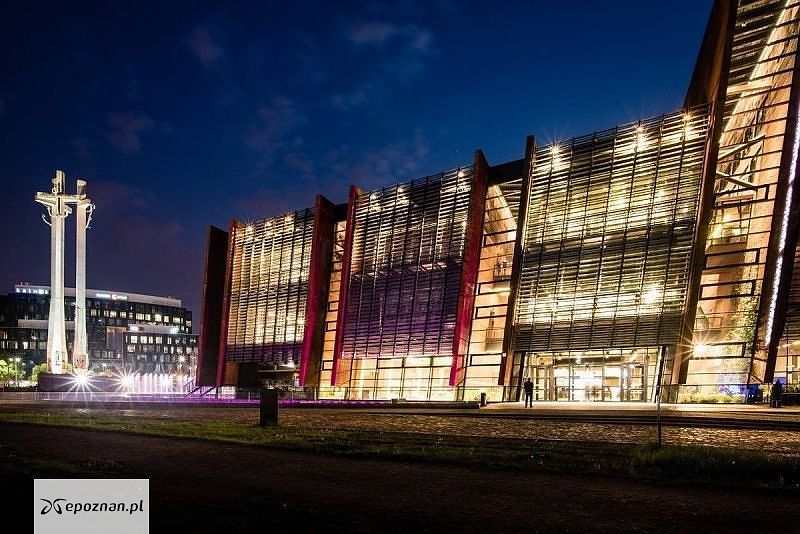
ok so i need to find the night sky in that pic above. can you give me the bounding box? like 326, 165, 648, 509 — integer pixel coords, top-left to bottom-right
0, 1, 712, 325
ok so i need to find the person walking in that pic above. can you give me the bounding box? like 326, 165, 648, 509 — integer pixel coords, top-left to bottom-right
523, 377, 534, 408
771, 380, 784, 408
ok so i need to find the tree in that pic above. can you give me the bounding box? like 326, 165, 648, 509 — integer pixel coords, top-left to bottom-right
0, 360, 13, 386
30, 363, 48, 385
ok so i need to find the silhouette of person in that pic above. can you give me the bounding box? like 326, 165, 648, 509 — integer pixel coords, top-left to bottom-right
771, 380, 784, 408
523, 377, 534, 408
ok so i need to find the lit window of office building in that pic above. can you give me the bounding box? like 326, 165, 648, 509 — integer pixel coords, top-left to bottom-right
0, 284, 197, 375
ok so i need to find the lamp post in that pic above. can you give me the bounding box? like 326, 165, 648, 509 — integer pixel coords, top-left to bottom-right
654, 347, 667, 447
13, 357, 21, 387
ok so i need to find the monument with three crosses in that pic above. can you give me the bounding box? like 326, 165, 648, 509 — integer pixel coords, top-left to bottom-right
34, 170, 94, 377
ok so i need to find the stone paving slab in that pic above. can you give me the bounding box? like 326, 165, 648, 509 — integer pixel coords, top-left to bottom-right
1, 401, 798, 455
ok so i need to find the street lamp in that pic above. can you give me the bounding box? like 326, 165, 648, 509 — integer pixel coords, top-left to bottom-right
13, 357, 21, 387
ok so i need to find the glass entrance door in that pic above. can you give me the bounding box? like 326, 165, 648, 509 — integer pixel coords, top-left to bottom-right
533, 363, 553, 400
519, 350, 649, 402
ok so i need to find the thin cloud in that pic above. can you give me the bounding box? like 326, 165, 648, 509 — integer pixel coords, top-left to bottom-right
331, 82, 373, 111
186, 25, 224, 68
346, 21, 435, 55
106, 112, 154, 154
336, 19, 437, 106
283, 152, 315, 179
346, 21, 398, 45
330, 130, 432, 190
245, 97, 307, 162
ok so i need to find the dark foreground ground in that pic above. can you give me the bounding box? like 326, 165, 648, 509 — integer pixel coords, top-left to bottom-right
3, 400, 800, 452
1, 424, 797, 533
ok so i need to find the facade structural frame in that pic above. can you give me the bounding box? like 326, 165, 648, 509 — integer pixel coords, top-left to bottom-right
199, 0, 800, 403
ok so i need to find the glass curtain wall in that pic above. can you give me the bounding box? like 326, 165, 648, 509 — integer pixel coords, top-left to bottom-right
462, 180, 522, 402
225, 209, 315, 365
318, 220, 347, 398
777, 241, 800, 388
687, 0, 800, 397
512, 107, 711, 400
338, 168, 473, 400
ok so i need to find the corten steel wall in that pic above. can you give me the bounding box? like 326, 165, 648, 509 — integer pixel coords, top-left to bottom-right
460, 166, 522, 397
682, 0, 800, 390
499, 136, 536, 386
758, 3, 800, 381
299, 195, 337, 387
339, 168, 473, 362
512, 107, 711, 354
450, 151, 489, 386
684, 0, 738, 109
196, 225, 228, 386
223, 208, 316, 366
674, 0, 738, 385
215, 219, 240, 388
331, 185, 360, 386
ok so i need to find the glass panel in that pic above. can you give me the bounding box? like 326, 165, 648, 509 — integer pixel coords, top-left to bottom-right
514, 108, 711, 353
689, 0, 800, 394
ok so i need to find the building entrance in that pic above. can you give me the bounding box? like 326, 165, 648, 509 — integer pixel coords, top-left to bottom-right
513, 348, 659, 402
531, 360, 644, 401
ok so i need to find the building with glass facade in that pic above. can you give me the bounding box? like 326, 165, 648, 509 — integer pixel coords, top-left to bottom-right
198, 0, 800, 402
0, 283, 197, 375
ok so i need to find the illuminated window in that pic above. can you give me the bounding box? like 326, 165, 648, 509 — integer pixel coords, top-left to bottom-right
514, 107, 710, 353
226, 208, 315, 364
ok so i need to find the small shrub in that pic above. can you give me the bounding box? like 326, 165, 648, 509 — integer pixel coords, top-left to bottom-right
682, 391, 742, 404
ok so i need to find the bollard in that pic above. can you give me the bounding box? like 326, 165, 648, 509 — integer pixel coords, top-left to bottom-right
260, 387, 279, 426
480, 392, 487, 407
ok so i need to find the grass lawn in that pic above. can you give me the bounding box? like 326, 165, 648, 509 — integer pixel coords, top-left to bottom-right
1, 410, 798, 489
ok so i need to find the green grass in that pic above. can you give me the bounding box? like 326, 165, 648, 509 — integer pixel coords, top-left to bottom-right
1, 411, 798, 489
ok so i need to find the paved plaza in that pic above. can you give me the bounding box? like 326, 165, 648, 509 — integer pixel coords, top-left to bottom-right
1, 398, 799, 454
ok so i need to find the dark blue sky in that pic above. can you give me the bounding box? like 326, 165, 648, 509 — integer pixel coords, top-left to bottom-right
0, 0, 712, 321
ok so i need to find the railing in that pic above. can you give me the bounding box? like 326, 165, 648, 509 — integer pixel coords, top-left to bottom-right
0, 391, 255, 403
492, 263, 511, 281
485, 327, 505, 342
182, 376, 197, 394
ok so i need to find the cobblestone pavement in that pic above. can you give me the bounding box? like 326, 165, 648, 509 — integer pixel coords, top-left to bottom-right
2, 402, 799, 455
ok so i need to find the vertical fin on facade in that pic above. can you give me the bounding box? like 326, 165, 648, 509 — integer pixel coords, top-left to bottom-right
331, 185, 361, 386
450, 151, 489, 386
684, 0, 739, 109
197, 225, 229, 387
759, 33, 800, 381
674, 0, 738, 388
215, 219, 241, 388
683, 0, 800, 395
300, 195, 337, 387
498, 135, 536, 387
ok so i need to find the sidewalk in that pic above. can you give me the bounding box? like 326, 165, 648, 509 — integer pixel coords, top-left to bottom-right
483, 400, 800, 419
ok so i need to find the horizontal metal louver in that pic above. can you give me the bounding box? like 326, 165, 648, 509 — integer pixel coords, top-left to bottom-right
513, 106, 711, 352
